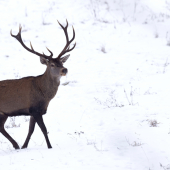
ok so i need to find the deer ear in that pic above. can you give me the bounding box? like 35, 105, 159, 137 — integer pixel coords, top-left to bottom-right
40, 57, 49, 65
60, 54, 70, 63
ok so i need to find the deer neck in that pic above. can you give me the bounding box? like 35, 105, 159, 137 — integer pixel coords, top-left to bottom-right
37, 68, 60, 100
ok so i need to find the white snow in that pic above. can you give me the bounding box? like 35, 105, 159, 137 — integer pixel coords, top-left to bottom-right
0, 0, 170, 169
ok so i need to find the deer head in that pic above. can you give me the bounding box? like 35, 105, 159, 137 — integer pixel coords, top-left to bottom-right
10, 20, 76, 78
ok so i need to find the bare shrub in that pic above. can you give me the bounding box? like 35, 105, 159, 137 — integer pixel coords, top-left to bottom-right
148, 119, 159, 127
94, 90, 124, 108
126, 137, 143, 147
124, 87, 139, 106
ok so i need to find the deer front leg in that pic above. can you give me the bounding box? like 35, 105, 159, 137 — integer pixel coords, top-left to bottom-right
22, 116, 36, 149
33, 114, 52, 149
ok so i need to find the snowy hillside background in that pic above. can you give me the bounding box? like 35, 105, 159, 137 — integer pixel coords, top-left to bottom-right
0, 0, 170, 169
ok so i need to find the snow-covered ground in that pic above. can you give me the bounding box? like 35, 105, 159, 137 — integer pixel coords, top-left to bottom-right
0, 0, 170, 169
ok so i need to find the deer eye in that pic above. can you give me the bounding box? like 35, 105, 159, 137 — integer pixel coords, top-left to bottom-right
50, 63, 55, 67
56, 64, 61, 67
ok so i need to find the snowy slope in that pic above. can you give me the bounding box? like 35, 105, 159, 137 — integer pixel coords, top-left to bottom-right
0, 0, 170, 169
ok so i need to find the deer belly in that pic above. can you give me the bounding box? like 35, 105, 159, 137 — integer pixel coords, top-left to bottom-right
0, 96, 30, 116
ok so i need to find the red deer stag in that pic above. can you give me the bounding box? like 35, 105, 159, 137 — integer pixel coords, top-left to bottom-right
0, 20, 76, 149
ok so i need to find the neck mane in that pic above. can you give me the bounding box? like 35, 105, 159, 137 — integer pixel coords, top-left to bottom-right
36, 68, 60, 100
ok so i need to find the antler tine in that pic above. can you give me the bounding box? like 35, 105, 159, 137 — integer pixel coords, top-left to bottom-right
10, 25, 53, 60
19, 24, 22, 33
57, 20, 76, 59
70, 26, 75, 43
57, 20, 68, 30
46, 47, 53, 57
69, 42, 76, 51
30, 41, 34, 51
10, 25, 22, 37
65, 42, 76, 53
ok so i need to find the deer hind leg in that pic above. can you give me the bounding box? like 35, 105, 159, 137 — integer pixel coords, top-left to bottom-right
22, 116, 36, 149
0, 112, 20, 149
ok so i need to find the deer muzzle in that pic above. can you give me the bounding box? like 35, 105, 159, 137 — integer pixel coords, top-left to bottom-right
61, 68, 68, 76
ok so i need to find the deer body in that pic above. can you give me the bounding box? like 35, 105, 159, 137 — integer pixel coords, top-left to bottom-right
0, 20, 76, 149
0, 71, 58, 116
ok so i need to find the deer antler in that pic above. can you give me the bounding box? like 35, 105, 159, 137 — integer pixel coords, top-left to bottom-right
10, 25, 53, 60
57, 20, 76, 59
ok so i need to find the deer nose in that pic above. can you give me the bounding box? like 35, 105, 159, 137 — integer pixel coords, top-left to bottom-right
62, 68, 68, 74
